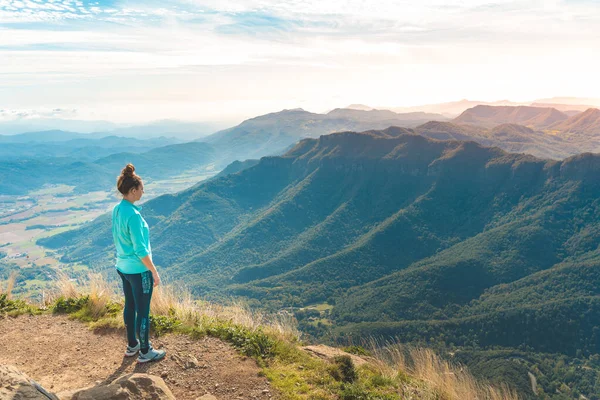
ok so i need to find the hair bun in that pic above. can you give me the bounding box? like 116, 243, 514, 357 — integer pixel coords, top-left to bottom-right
122, 163, 136, 177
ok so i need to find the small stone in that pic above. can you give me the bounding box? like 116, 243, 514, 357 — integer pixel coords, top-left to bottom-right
185, 355, 199, 369
161, 371, 169, 378
196, 395, 218, 400
262, 389, 270, 394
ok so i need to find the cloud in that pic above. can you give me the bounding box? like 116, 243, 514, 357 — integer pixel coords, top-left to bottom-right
0, 107, 79, 120
0, 0, 599, 122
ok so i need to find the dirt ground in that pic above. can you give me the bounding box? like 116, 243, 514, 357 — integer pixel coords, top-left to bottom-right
0, 314, 276, 399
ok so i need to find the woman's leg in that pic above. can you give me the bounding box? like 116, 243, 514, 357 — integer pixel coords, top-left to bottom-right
129, 270, 154, 353
117, 270, 138, 347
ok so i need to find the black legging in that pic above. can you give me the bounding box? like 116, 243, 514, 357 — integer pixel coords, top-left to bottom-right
117, 270, 154, 353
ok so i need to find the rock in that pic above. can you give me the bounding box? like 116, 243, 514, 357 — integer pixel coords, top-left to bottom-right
196, 395, 218, 400
69, 373, 175, 400
185, 354, 199, 369
302, 344, 370, 367
0, 364, 59, 400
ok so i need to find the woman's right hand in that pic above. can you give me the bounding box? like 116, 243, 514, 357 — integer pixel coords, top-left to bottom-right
152, 270, 161, 287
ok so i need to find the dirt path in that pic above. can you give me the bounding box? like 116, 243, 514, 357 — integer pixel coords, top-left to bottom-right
0, 314, 275, 399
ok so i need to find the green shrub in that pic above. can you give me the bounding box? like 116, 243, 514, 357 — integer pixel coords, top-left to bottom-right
343, 346, 371, 357
194, 322, 277, 359
150, 314, 181, 336
0, 293, 36, 316
331, 355, 358, 383
52, 296, 89, 314
339, 383, 370, 400
369, 374, 395, 388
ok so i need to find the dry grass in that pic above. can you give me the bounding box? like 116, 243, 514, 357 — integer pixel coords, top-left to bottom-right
50, 273, 300, 341
151, 283, 300, 341
86, 273, 118, 319
0, 271, 18, 299
367, 339, 519, 400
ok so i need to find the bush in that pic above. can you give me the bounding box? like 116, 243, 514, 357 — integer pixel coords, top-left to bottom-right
150, 314, 181, 336
195, 322, 277, 359
343, 345, 371, 357
331, 355, 358, 383
0, 293, 36, 316
52, 296, 89, 314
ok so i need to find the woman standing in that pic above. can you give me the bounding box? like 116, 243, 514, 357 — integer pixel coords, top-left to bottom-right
112, 163, 166, 363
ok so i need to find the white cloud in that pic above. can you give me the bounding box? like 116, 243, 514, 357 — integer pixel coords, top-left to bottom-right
0, 0, 599, 122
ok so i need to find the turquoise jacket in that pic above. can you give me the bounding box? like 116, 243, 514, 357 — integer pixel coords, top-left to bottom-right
112, 199, 152, 274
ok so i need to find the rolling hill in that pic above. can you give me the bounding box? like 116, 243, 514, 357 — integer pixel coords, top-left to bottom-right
0, 142, 216, 195
548, 108, 600, 135
453, 105, 569, 129
0, 135, 182, 160
199, 108, 449, 163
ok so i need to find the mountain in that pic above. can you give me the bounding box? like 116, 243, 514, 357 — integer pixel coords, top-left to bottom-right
0, 142, 216, 195
390, 99, 523, 117
199, 108, 449, 163
0, 118, 119, 135
414, 121, 584, 160
212, 159, 260, 180
453, 105, 569, 129
103, 120, 228, 140
345, 104, 374, 111
0, 130, 106, 143
39, 130, 600, 397
94, 142, 216, 181
548, 108, 600, 136
0, 135, 182, 160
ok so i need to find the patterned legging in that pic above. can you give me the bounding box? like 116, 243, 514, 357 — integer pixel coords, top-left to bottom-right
117, 270, 154, 353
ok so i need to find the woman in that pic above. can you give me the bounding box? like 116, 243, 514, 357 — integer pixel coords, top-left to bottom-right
112, 163, 166, 363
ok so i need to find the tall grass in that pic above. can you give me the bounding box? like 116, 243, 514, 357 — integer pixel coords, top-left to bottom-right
0, 271, 18, 299
150, 281, 300, 341
51, 273, 300, 341
367, 339, 519, 400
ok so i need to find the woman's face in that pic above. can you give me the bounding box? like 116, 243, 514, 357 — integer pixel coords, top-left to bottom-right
130, 183, 144, 202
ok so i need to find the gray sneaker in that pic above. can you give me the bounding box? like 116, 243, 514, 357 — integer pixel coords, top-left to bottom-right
137, 346, 166, 363
124, 342, 140, 357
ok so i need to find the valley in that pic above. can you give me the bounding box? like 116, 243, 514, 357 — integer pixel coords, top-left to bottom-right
0, 165, 219, 298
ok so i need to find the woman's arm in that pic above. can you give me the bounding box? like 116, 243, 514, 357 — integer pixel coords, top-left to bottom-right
140, 255, 161, 287
128, 214, 161, 287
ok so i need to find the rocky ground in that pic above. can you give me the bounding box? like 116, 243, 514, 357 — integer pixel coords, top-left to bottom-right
0, 314, 276, 399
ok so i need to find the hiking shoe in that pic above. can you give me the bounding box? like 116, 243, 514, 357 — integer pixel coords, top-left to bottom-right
124, 342, 140, 357
137, 346, 166, 363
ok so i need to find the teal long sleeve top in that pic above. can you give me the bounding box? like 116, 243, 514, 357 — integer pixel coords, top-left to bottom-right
112, 199, 152, 274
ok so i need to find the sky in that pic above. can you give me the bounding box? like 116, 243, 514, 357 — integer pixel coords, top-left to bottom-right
0, 0, 599, 123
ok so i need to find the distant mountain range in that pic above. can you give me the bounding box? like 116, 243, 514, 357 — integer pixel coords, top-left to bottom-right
352, 96, 600, 117
0, 142, 216, 195
0, 133, 183, 160
453, 105, 569, 129
198, 108, 450, 163
200, 106, 600, 161
0, 120, 229, 140
3, 104, 600, 196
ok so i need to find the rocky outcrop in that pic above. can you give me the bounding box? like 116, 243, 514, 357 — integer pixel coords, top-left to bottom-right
0, 364, 59, 400
65, 373, 175, 400
302, 345, 370, 367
